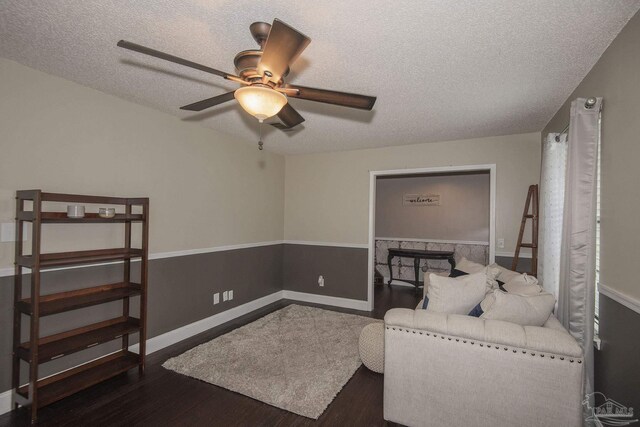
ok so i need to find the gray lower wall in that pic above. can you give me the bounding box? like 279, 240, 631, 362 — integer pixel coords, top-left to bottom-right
0, 244, 282, 392
594, 294, 640, 413
11, 241, 631, 412
282, 244, 368, 301
280, 246, 525, 302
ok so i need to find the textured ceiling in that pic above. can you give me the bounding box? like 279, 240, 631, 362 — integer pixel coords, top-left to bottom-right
1, 1, 638, 154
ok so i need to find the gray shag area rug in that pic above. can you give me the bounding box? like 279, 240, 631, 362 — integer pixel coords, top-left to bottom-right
163, 304, 380, 419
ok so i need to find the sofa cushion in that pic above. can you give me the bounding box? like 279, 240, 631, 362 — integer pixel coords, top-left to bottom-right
467, 292, 498, 317
468, 302, 484, 317
480, 290, 556, 326
502, 275, 542, 296
450, 265, 502, 290
422, 271, 450, 299
425, 271, 490, 315
489, 263, 535, 283
456, 257, 486, 274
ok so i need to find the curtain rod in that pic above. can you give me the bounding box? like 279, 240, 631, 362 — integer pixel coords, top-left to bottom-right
555, 97, 598, 141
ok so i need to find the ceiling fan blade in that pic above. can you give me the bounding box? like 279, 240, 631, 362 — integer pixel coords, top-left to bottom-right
271, 103, 305, 129
180, 91, 236, 111
117, 40, 240, 81
258, 19, 310, 84
284, 84, 376, 110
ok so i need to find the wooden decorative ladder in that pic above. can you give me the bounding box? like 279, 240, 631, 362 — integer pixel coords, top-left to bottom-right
512, 184, 539, 276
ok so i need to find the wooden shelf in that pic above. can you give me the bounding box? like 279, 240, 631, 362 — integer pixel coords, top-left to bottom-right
30, 212, 144, 223
17, 283, 141, 316
18, 317, 140, 363
13, 190, 149, 422
17, 248, 143, 269
17, 351, 140, 408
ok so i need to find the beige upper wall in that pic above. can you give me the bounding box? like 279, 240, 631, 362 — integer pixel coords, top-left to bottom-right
284, 132, 541, 255
543, 11, 640, 300
0, 59, 285, 270
375, 173, 490, 242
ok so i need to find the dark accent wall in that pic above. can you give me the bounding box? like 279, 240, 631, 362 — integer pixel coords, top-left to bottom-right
0, 244, 536, 393
282, 244, 368, 300
0, 244, 282, 392
594, 295, 640, 413
280, 249, 525, 303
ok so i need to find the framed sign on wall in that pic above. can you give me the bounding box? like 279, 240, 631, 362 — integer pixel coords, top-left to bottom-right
403, 194, 441, 206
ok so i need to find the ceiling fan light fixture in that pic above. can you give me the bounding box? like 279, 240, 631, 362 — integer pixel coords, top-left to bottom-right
234, 85, 287, 121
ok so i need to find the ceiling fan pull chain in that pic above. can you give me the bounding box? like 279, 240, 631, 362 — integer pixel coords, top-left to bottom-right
258, 121, 264, 150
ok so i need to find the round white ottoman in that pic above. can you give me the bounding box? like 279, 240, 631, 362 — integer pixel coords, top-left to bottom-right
359, 322, 385, 373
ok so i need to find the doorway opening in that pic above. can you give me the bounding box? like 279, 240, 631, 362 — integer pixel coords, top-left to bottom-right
367, 165, 496, 311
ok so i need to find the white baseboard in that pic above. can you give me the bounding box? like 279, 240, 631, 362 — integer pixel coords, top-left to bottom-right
599, 284, 640, 315
129, 291, 284, 355
0, 287, 370, 416
0, 291, 284, 416
0, 390, 12, 416
282, 290, 369, 311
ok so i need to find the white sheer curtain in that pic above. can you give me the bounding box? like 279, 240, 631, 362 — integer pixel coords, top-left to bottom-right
539, 133, 568, 301
540, 98, 601, 423
558, 98, 601, 403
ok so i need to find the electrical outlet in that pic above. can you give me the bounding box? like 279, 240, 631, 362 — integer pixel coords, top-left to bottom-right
213, 293, 220, 305
228, 290, 234, 300
223, 291, 228, 302
497, 238, 505, 249
318, 275, 325, 287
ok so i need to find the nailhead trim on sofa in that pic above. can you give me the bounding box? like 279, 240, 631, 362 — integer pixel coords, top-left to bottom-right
385, 326, 583, 363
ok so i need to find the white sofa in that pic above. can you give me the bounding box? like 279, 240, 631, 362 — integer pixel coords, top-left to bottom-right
383, 307, 584, 427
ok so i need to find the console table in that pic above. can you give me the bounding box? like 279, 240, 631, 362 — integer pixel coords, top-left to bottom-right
387, 248, 456, 294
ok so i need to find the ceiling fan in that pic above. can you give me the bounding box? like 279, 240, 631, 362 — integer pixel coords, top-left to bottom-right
117, 19, 376, 134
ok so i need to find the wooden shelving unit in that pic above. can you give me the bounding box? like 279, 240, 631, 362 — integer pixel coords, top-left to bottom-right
12, 190, 149, 424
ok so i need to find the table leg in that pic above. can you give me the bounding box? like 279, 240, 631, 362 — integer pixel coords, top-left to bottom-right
414, 257, 421, 295
387, 253, 394, 287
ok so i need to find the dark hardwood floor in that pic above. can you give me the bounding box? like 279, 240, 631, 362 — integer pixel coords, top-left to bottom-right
1, 285, 420, 427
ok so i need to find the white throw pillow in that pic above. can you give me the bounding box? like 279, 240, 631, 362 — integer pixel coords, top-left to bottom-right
480, 290, 556, 326
456, 257, 486, 274
457, 258, 500, 289
422, 271, 450, 299
426, 271, 491, 315
502, 274, 541, 296
489, 263, 535, 283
